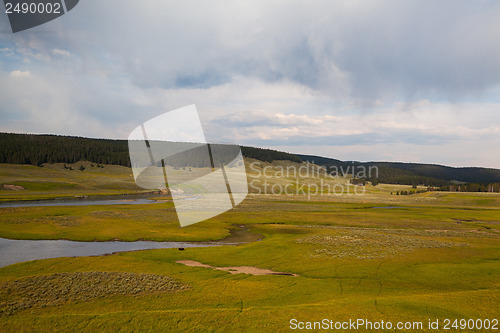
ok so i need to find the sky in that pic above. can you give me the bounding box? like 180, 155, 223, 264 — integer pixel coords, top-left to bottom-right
1, 0, 500, 168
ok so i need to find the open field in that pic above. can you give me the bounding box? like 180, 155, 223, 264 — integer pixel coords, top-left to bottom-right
0, 163, 499, 332
0, 162, 142, 201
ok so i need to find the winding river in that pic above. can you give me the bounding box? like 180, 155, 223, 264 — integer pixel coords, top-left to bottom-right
0, 195, 163, 208
0, 238, 216, 268
0, 195, 223, 268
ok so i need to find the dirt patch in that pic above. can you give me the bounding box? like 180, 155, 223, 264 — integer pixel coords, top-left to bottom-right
2, 185, 26, 191
0, 271, 189, 316
177, 260, 212, 268
176, 260, 298, 276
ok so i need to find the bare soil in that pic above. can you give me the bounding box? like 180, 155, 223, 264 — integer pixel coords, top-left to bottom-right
176, 260, 298, 276
2, 185, 26, 191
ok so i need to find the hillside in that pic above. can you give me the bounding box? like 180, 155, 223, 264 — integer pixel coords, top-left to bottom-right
298, 154, 500, 187
1, 133, 500, 187
0, 133, 301, 167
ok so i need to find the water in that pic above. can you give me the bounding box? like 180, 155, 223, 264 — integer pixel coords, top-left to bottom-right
371, 206, 411, 209
0, 195, 209, 267
0, 197, 158, 208
0, 195, 201, 208
0, 237, 215, 268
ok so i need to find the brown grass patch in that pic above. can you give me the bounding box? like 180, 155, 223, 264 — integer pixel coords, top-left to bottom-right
4, 216, 81, 227
296, 227, 469, 259
0, 271, 189, 316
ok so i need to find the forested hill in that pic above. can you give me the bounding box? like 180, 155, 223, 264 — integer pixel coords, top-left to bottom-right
1, 133, 499, 186
298, 154, 500, 186
0, 132, 301, 167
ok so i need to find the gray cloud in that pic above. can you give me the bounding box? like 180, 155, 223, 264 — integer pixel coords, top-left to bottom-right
4, 0, 499, 100
1, 0, 499, 167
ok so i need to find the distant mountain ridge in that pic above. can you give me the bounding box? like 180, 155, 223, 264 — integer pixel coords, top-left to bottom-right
298, 154, 500, 186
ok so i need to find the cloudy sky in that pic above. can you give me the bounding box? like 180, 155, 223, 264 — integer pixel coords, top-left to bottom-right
1, 0, 499, 168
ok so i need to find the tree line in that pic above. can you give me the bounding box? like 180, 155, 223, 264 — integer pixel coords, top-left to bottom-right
299, 154, 500, 188
0, 133, 302, 167
0, 133, 131, 167
438, 183, 500, 193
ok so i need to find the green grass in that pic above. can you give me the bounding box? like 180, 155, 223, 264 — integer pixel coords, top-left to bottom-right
0, 222, 498, 332
0, 202, 232, 242
1, 196, 499, 242
0, 163, 499, 331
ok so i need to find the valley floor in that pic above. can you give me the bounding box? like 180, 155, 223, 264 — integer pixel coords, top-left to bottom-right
0, 164, 499, 332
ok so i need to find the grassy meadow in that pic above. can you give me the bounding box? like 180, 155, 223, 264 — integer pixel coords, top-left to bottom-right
0, 162, 499, 332
0, 162, 142, 201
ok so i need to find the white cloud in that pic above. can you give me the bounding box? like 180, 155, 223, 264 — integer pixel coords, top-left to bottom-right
226, 110, 340, 126
9, 70, 31, 78
52, 49, 71, 57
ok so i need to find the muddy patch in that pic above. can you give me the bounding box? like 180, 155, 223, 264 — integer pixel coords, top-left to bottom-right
176, 260, 298, 276
216, 225, 263, 244
1, 185, 25, 191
